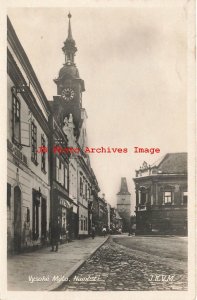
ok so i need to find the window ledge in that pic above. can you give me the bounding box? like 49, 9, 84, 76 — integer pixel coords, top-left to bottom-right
12, 138, 23, 150
31, 158, 39, 166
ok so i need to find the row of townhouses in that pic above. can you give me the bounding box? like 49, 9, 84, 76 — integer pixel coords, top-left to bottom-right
7, 16, 114, 254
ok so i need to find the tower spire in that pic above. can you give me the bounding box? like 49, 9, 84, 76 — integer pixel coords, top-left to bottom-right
117, 178, 131, 195
62, 12, 77, 65
67, 12, 73, 40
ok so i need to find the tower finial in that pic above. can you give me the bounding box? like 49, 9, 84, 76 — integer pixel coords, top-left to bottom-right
62, 12, 77, 64
67, 12, 73, 40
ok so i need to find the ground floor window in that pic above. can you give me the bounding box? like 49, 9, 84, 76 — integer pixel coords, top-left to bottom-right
81, 215, 83, 230
32, 190, 40, 240
84, 217, 86, 231
80, 215, 88, 231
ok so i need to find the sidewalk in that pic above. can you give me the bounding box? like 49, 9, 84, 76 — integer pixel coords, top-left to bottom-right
7, 236, 108, 291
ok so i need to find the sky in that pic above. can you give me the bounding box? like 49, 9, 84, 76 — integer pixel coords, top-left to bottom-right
8, 5, 187, 211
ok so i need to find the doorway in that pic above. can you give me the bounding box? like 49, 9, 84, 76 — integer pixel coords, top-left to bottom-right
14, 186, 21, 252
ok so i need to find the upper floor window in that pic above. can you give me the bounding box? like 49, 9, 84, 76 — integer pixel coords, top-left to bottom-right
140, 192, 146, 205
59, 160, 64, 186
56, 156, 59, 182
183, 191, 188, 205
85, 184, 87, 200
7, 183, 11, 209
88, 188, 91, 200
80, 177, 83, 196
12, 95, 21, 145
64, 166, 68, 190
41, 135, 46, 173
31, 122, 38, 164
164, 191, 172, 204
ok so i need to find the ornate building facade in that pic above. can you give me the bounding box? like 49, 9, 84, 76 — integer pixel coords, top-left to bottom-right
133, 153, 188, 235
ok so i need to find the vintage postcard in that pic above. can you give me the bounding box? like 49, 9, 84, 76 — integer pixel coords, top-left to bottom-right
0, 0, 196, 300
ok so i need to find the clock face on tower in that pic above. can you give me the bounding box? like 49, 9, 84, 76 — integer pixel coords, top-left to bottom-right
61, 88, 75, 102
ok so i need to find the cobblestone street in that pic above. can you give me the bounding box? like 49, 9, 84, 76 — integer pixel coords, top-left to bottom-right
59, 236, 187, 291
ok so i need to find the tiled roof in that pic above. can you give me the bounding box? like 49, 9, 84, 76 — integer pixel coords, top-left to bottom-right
156, 153, 187, 174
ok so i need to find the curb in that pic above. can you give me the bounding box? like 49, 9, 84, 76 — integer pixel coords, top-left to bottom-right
49, 235, 110, 291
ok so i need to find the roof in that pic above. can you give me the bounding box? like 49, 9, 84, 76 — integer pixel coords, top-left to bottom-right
117, 177, 131, 195
7, 17, 51, 116
135, 153, 187, 178
155, 153, 187, 174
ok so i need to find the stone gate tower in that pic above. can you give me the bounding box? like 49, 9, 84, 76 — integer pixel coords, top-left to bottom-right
117, 177, 131, 232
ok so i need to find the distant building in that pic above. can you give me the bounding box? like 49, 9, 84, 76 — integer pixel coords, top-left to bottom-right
133, 153, 188, 235
117, 178, 131, 232
97, 194, 108, 233
115, 209, 123, 229
106, 202, 111, 229
109, 207, 122, 233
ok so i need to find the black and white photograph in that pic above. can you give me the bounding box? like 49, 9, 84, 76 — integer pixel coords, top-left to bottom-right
1, 0, 196, 299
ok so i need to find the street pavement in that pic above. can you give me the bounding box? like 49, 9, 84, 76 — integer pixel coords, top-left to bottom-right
59, 235, 187, 291
7, 236, 108, 291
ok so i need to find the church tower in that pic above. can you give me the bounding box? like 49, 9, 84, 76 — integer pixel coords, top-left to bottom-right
117, 177, 131, 232
53, 12, 85, 138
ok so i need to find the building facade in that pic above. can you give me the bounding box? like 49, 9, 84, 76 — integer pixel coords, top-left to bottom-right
7, 14, 113, 253
133, 153, 188, 235
97, 195, 108, 234
7, 18, 51, 253
48, 113, 74, 242
117, 177, 131, 232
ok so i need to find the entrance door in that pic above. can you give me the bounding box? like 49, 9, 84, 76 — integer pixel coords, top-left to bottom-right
41, 198, 47, 240
14, 186, 21, 252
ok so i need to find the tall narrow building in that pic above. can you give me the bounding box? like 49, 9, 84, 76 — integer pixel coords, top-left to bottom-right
53, 12, 85, 138
49, 13, 98, 238
117, 177, 131, 232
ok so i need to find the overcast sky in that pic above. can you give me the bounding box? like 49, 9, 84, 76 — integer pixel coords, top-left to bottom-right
8, 5, 187, 211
